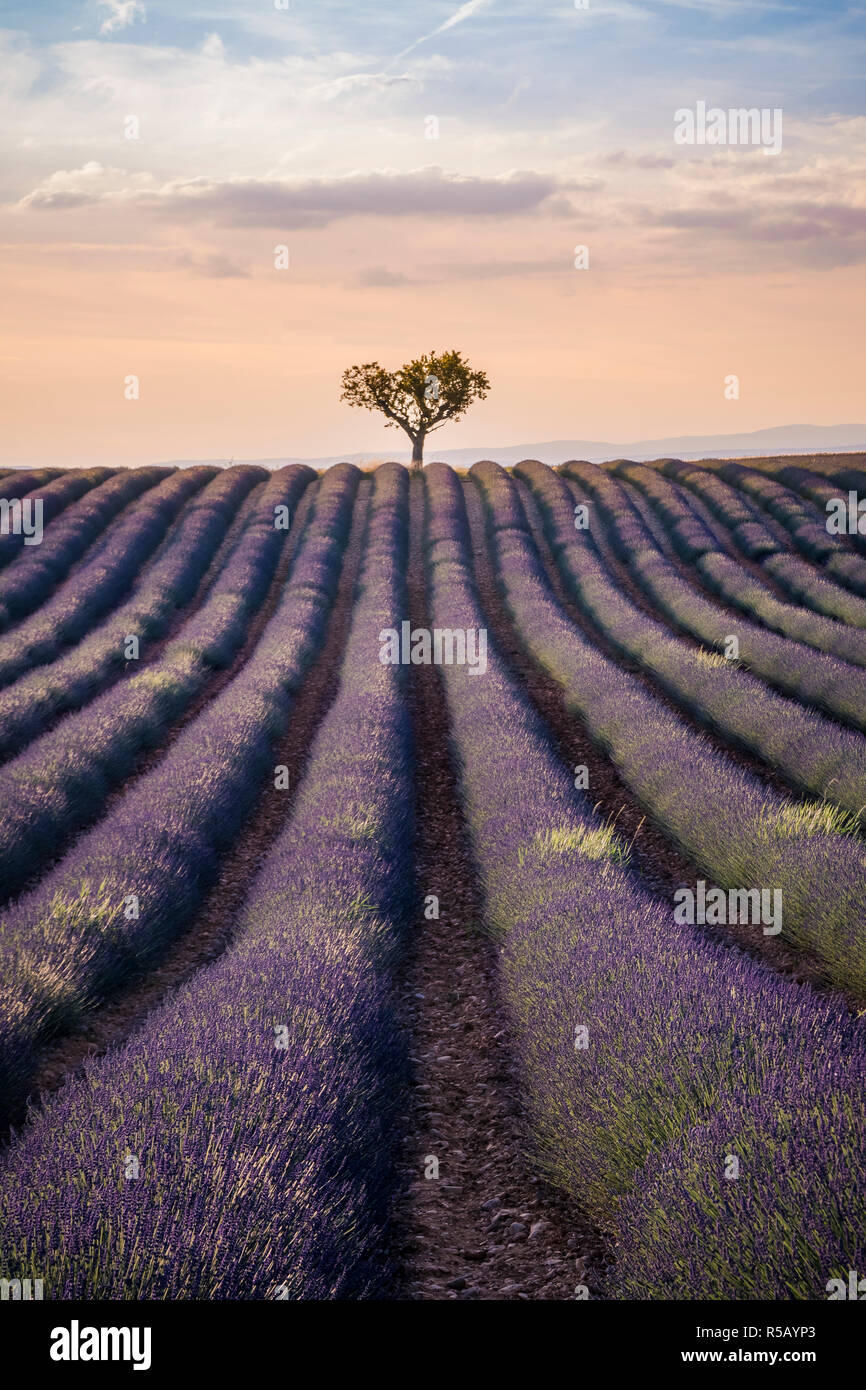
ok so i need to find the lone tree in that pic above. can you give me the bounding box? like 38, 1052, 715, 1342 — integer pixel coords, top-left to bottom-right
340, 350, 490, 469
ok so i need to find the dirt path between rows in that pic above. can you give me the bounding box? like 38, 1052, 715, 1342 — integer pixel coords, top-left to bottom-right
389, 474, 607, 1301
102, 480, 319, 788
464, 475, 695, 900
462, 475, 855, 1008
567, 473, 866, 739
126, 476, 267, 667
602, 471, 790, 620
0, 483, 319, 913
515, 477, 801, 804
0, 478, 271, 775
25, 479, 370, 1119
664, 466, 866, 609
546, 474, 709, 646
668, 472, 794, 601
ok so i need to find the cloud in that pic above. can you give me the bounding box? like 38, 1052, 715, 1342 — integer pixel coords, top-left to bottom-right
307, 72, 418, 101
359, 256, 572, 287
425, 0, 493, 37
98, 1, 146, 36
16, 161, 150, 209
174, 250, 250, 278
642, 192, 866, 267
358, 266, 414, 287
394, 0, 495, 61
614, 129, 866, 268
435, 256, 569, 280
603, 149, 676, 169
18, 165, 586, 228
201, 34, 225, 61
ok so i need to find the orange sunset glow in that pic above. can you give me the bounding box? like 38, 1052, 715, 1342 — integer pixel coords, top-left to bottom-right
2, 3, 865, 465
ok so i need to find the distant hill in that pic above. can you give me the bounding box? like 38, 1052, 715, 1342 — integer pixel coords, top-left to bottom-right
158, 423, 866, 470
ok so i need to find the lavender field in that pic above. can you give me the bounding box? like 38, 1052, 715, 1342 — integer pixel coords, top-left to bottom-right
0, 453, 865, 1302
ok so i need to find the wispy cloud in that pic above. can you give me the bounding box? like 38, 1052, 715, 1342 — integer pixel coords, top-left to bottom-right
603, 149, 675, 169
358, 255, 567, 287
308, 72, 418, 101
174, 249, 250, 278
97, 1, 146, 37
18, 164, 589, 227
393, 0, 495, 62
639, 172, 866, 267
1, 0, 863, 466
358, 265, 415, 287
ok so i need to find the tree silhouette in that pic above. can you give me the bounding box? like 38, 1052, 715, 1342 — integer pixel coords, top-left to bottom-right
340, 350, 490, 468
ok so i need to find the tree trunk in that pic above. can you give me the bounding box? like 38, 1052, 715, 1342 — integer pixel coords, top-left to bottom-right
410, 430, 425, 470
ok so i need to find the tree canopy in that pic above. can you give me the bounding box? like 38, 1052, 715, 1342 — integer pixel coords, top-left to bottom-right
340, 350, 490, 466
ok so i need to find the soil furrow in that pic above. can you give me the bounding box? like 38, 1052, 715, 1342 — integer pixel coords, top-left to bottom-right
390, 473, 606, 1302
574, 473, 866, 735
462, 476, 854, 1007
515, 477, 806, 804
100, 480, 320, 790
0, 479, 279, 772
670, 473, 793, 600
25, 480, 370, 1114
125, 477, 271, 670
608, 471, 788, 619
0, 484, 319, 912
464, 475, 696, 898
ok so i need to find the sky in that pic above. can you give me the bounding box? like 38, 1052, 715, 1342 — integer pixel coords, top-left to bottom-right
1, 0, 865, 466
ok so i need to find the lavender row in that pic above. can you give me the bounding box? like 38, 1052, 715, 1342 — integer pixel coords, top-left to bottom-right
662, 457, 783, 558
0, 464, 411, 1299
701, 549, 866, 664
604, 457, 719, 560
517, 460, 866, 828
0, 468, 306, 764
0, 469, 61, 500
759, 460, 866, 553
563, 460, 866, 736
424, 461, 866, 1299
0, 467, 218, 690
0, 467, 256, 748
0, 467, 311, 899
0, 464, 358, 1125
718, 459, 866, 592
613, 1079, 863, 1298
0, 467, 165, 629
663, 459, 866, 632
721, 459, 862, 559
472, 460, 866, 995
610, 460, 866, 667
763, 549, 866, 626
0, 468, 113, 569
